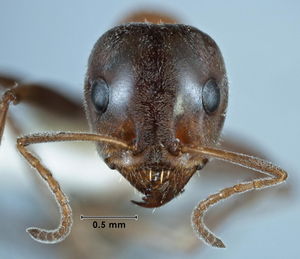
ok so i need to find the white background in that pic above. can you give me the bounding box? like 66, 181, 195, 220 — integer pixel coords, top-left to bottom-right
0, 0, 299, 258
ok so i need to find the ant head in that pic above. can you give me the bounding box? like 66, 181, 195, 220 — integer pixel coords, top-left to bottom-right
84, 23, 228, 207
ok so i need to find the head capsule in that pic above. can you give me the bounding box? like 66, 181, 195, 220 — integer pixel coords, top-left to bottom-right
84, 23, 228, 207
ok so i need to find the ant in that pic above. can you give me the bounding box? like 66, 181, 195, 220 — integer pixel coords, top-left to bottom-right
0, 13, 287, 248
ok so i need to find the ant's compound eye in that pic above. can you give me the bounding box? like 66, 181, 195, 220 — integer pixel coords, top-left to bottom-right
202, 79, 220, 114
91, 79, 109, 113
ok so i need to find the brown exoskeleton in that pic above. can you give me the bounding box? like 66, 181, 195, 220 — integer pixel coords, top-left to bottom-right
0, 17, 287, 248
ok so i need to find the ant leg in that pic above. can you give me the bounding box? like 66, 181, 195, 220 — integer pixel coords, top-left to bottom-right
182, 146, 287, 248
0, 74, 83, 116
0, 88, 17, 143
0, 74, 84, 143
17, 132, 131, 243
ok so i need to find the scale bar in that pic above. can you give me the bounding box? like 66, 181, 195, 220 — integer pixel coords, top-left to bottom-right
80, 215, 138, 220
